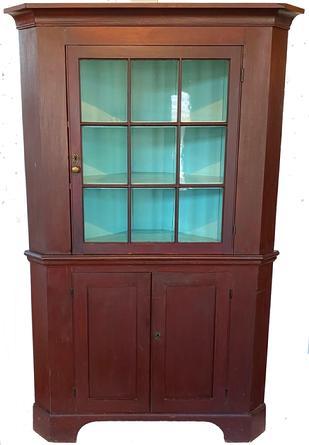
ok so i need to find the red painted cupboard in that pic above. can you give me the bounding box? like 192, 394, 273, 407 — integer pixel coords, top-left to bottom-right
5, 3, 303, 442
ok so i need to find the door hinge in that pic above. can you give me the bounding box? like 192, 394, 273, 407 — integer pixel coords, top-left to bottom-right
73, 386, 77, 397
232, 224, 236, 237
70, 288, 74, 298
240, 67, 245, 83
67, 120, 70, 129
225, 388, 229, 398
229, 289, 233, 300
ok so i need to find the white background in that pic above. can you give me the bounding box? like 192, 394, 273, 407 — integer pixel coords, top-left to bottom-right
0, 0, 308, 444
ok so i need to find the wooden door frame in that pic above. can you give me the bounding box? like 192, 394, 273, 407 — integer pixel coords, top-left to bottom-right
72, 272, 151, 413
151, 271, 232, 413
67, 45, 242, 254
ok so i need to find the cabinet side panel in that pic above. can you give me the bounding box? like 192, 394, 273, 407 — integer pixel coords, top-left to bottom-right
36, 27, 71, 253
47, 266, 75, 413
260, 28, 288, 253
234, 28, 272, 254
19, 27, 71, 253
250, 264, 273, 409
30, 262, 50, 410
227, 266, 259, 411
19, 29, 43, 250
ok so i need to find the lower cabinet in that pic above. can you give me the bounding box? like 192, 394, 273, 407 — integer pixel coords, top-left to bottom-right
72, 271, 231, 414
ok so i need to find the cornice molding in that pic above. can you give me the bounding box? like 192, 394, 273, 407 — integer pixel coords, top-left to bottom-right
4, 3, 304, 30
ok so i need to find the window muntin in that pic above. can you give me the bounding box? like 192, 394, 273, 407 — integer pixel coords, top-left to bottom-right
80, 59, 229, 243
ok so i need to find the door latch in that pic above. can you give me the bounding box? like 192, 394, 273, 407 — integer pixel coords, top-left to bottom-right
71, 153, 81, 173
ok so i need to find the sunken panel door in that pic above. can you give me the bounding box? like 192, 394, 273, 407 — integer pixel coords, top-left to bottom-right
73, 272, 151, 413
151, 272, 231, 413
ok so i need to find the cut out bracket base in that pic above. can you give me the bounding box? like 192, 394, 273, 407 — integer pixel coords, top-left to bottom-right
33, 403, 266, 443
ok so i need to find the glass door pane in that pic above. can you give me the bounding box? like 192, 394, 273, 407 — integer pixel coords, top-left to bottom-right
180, 126, 226, 184
80, 60, 127, 122
131, 60, 178, 122
74, 49, 238, 250
131, 126, 176, 184
181, 60, 228, 122
131, 188, 175, 242
178, 188, 223, 242
83, 188, 128, 242
82, 126, 127, 184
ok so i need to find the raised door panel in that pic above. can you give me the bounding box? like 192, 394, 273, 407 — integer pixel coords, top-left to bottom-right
151, 272, 231, 413
73, 272, 151, 413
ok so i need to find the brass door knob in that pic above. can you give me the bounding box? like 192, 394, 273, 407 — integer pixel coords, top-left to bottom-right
71, 165, 81, 174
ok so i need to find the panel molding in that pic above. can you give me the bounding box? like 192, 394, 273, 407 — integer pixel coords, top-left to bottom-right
25, 250, 279, 266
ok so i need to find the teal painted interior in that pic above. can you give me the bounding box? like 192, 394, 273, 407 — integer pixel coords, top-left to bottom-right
80, 60, 127, 122
132, 188, 175, 242
180, 126, 226, 184
181, 60, 228, 122
178, 188, 223, 242
83, 188, 127, 242
131, 60, 178, 122
82, 126, 127, 184
80, 58, 229, 244
131, 126, 176, 184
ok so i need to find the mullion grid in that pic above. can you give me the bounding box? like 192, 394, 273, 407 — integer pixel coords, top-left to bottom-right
127, 59, 132, 242
82, 58, 226, 243
174, 59, 182, 242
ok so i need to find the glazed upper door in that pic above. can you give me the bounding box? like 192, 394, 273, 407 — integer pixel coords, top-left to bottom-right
151, 272, 231, 413
73, 272, 151, 413
67, 46, 242, 254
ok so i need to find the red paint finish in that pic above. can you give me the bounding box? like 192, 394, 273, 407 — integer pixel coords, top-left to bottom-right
73, 272, 151, 413
87, 286, 139, 400
163, 285, 216, 399
151, 272, 231, 413
67, 45, 241, 255
5, 3, 303, 443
